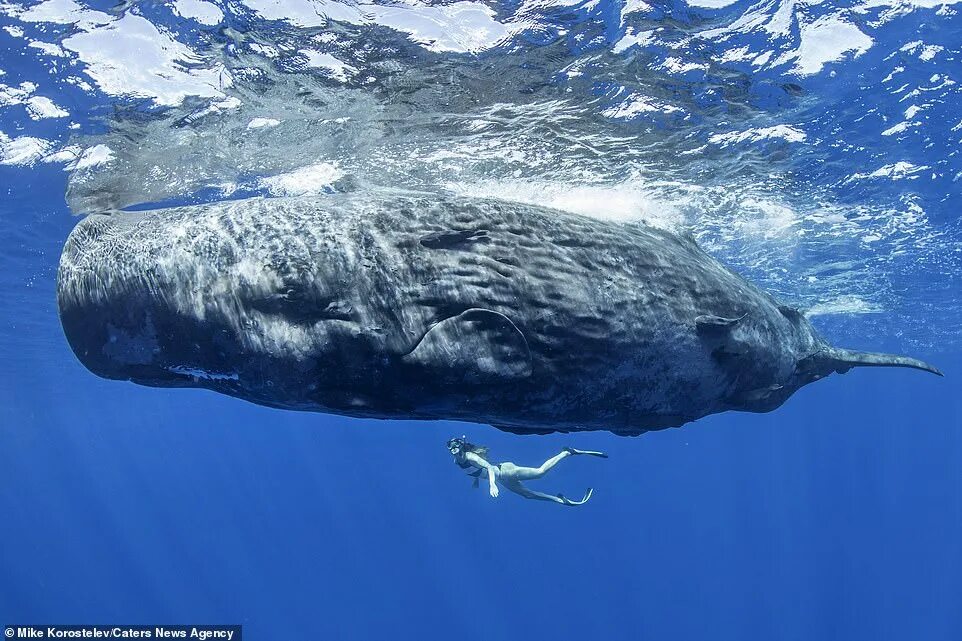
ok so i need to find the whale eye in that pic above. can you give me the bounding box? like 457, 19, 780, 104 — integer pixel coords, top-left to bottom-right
248, 282, 355, 324
233, 258, 344, 320
420, 228, 490, 250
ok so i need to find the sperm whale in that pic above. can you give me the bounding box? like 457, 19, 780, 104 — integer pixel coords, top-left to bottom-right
56, 191, 941, 435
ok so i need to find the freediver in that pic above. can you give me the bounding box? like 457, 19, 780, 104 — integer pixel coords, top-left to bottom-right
446, 436, 607, 506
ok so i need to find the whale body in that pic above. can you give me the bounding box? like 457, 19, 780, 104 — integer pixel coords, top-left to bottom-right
56, 191, 941, 435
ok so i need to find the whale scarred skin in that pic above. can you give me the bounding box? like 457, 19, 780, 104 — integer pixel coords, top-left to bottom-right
56, 192, 941, 435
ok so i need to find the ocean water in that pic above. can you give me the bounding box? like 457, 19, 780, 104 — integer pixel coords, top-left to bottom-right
0, 0, 960, 638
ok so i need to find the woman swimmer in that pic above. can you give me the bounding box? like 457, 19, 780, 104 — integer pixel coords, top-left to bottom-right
446, 436, 607, 506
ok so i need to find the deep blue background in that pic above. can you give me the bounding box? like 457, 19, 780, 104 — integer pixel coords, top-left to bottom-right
1, 164, 960, 640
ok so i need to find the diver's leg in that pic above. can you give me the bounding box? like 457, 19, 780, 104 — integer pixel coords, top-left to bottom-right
513, 446, 609, 479
498, 451, 571, 481
502, 480, 566, 505
504, 481, 593, 507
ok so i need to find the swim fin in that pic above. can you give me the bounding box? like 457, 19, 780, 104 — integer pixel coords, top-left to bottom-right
563, 447, 608, 458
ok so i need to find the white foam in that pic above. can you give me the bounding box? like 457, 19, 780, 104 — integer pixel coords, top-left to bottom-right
702, 9, 874, 76
882, 65, 904, 83
65, 75, 93, 92
240, 0, 363, 26
183, 96, 242, 121
899, 40, 944, 62
172, 0, 224, 25
26, 95, 69, 119
0, 81, 33, 107
43, 144, 113, 168
787, 16, 873, 75
258, 162, 345, 196
660, 57, 708, 74
622, 0, 652, 15
0, 78, 68, 120
602, 92, 682, 119
807, 295, 883, 316
43, 145, 82, 164
74, 144, 115, 170
0, 132, 53, 165
446, 179, 684, 229
734, 197, 799, 239
697, 2, 773, 40
242, 0, 512, 53
16, 0, 112, 28
16, 1, 229, 106
860, 0, 962, 8
687, 0, 741, 8
299, 50, 356, 82
612, 29, 655, 53
62, 14, 229, 106
27, 41, 68, 57
848, 162, 929, 180
247, 117, 281, 129
753, 51, 773, 66
718, 46, 753, 63
249, 43, 279, 58
371, 2, 512, 53
763, 0, 796, 36
881, 121, 915, 136
709, 124, 807, 145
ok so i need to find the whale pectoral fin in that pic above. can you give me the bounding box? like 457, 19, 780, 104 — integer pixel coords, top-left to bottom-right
778, 304, 805, 321
697, 313, 750, 361
695, 313, 746, 334
402, 308, 532, 382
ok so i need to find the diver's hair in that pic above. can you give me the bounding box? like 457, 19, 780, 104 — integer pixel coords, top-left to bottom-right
461, 440, 489, 461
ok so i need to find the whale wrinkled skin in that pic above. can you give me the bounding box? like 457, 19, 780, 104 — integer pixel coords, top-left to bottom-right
56, 192, 941, 435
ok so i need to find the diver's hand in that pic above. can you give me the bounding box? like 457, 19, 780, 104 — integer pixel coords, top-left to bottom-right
486, 466, 499, 498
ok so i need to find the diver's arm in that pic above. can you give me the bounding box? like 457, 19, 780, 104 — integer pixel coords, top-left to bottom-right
487, 466, 499, 497
464, 452, 499, 498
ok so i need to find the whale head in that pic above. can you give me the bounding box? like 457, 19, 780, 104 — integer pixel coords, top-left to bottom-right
56, 206, 409, 411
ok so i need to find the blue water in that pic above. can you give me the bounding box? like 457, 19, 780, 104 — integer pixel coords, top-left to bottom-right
1, 0, 961, 638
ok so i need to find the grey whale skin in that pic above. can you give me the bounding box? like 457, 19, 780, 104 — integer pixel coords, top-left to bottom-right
57, 192, 941, 435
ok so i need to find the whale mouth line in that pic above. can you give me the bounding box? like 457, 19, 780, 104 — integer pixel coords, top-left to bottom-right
166, 365, 241, 381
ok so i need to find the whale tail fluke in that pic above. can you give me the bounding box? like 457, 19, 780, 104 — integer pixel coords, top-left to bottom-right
822, 347, 943, 377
